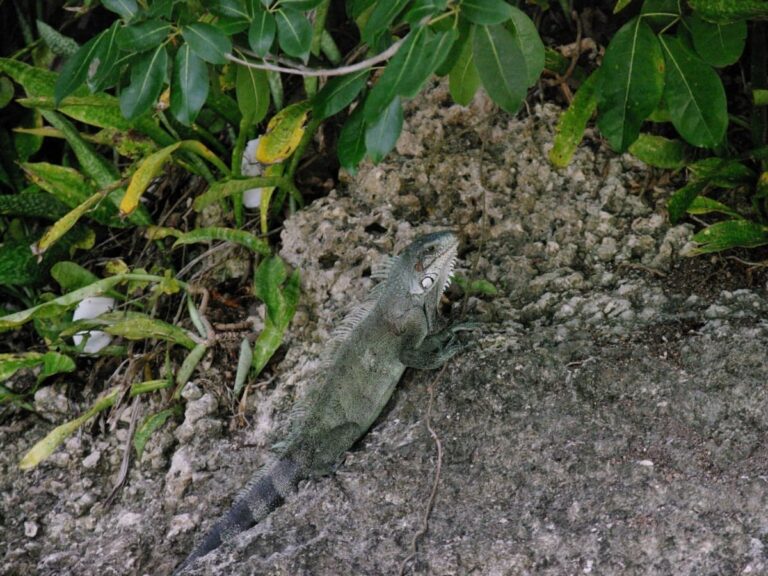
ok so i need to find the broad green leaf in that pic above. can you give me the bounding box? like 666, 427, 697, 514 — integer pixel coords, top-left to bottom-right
0, 77, 13, 109
171, 226, 270, 255
275, 8, 312, 62
596, 17, 664, 152
667, 179, 707, 223
254, 255, 288, 321
686, 196, 743, 219
117, 19, 172, 52
338, 105, 367, 173
660, 35, 727, 148
628, 133, 687, 168
54, 34, 104, 105
119, 45, 168, 120
255, 101, 311, 164
436, 17, 471, 76
364, 27, 457, 122
689, 15, 746, 67
362, 0, 409, 43
365, 96, 403, 163
182, 23, 232, 65
103, 315, 197, 349
149, 0, 174, 18
507, 6, 545, 87
691, 220, 768, 254
216, 0, 249, 18
549, 70, 600, 167
103, 0, 138, 19
404, 0, 449, 24
33, 191, 104, 255
460, 0, 512, 25
236, 62, 270, 124
171, 44, 209, 126
0, 58, 71, 98
449, 30, 481, 105
88, 22, 122, 92
51, 261, 100, 293
37, 20, 79, 56
249, 6, 277, 57
314, 70, 368, 120
134, 407, 179, 460
473, 24, 527, 115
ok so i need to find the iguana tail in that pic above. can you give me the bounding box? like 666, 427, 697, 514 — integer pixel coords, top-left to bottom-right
173, 457, 302, 574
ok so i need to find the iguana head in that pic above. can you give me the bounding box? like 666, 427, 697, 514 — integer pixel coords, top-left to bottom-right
392, 231, 458, 308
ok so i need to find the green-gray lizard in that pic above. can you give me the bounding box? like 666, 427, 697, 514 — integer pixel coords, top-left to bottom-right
174, 230, 463, 573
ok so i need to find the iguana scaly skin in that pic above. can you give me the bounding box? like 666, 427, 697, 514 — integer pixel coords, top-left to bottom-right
174, 231, 462, 573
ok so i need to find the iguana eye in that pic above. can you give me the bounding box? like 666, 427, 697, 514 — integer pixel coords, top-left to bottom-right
421, 277, 434, 290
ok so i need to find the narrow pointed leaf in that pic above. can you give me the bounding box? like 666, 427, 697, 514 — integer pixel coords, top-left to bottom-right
33, 191, 104, 255
182, 23, 232, 65
660, 35, 727, 148
667, 179, 707, 223
507, 6, 545, 87
449, 28, 480, 105
134, 407, 179, 460
249, 5, 277, 57
117, 19, 172, 52
171, 226, 270, 255
596, 17, 664, 151
120, 142, 182, 215
549, 70, 600, 167
686, 196, 743, 219
628, 133, 687, 168
88, 21, 122, 92
314, 70, 368, 120
692, 220, 768, 254
37, 20, 79, 56
119, 45, 168, 120
473, 24, 527, 115
365, 96, 403, 163
54, 34, 104, 104
275, 8, 312, 62
362, 0, 409, 43
236, 62, 270, 123
255, 101, 311, 164
338, 105, 367, 172
171, 44, 209, 126
102, 0, 138, 19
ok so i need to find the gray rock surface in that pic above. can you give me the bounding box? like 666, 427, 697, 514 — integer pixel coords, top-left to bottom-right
3, 82, 768, 576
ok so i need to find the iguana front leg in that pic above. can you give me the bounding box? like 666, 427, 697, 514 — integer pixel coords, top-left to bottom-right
399, 322, 475, 369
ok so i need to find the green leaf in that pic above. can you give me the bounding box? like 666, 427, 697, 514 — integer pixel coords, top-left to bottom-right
614, 0, 633, 13
0, 352, 75, 383
37, 20, 79, 56
87, 22, 122, 92
549, 71, 600, 167
216, 0, 249, 18
275, 8, 313, 62
314, 70, 368, 120
628, 133, 687, 168
117, 19, 172, 52
248, 6, 277, 58
686, 196, 743, 219
365, 96, 403, 163
404, 0, 449, 24
102, 314, 197, 349
688, 14, 746, 67
51, 261, 99, 293
134, 407, 179, 460
171, 44, 209, 126
119, 45, 168, 120
102, 0, 138, 19
33, 191, 104, 256
182, 23, 232, 65
688, 157, 754, 187
171, 226, 271, 255
362, 0, 409, 43
54, 34, 104, 105
364, 27, 457, 122
667, 179, 707, 223
660, 35, 727, 148
449, 29, 480, 105
236, 61, 270, 124
338, 105, 367, 173
507, 6, 545, 87
473, 24, 527, 115
691, 220, 768, 254
460, 0, 512, 25
596, 17, 664, 152
233, 338, 253, 396
281, 0, 324, 8
254, 255, 288, 321
640, 0, 680, 30
687, 0, 768, 23
0, 191, 69, 219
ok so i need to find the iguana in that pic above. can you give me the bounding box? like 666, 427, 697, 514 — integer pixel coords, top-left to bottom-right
174, 230, 464, 574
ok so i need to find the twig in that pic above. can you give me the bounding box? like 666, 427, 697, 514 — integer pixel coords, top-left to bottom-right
397, 363, 448, 576
225, 37, 405, 78
105, 395, 142, 506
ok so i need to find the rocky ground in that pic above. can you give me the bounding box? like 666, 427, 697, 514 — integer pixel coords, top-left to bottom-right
3, 82, 768, 576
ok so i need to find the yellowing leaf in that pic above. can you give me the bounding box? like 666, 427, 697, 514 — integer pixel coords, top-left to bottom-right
32, 191, 103, 256
256, 101, 311, 164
